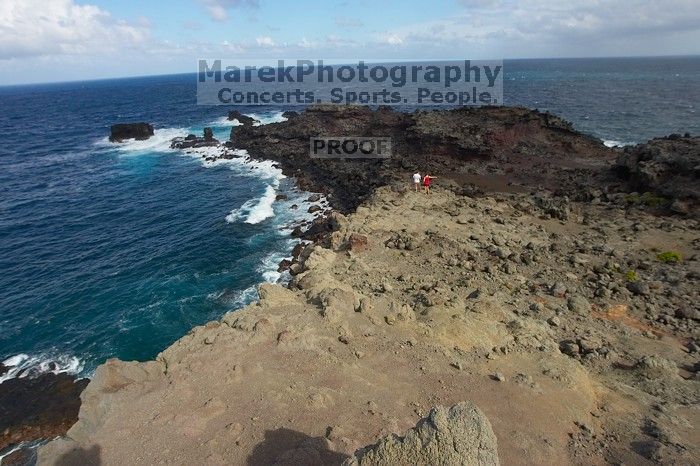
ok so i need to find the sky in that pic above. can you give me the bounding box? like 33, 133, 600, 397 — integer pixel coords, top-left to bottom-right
0, 0, 699, 85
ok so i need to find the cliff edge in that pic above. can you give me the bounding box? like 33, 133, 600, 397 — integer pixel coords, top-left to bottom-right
38, 181, 698, 465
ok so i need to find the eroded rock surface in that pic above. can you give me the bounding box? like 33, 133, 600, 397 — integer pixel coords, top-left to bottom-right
615, 134, 700, 215
344, 402, 499, 466
38, 186, 699, 465
230, 105, 613, 212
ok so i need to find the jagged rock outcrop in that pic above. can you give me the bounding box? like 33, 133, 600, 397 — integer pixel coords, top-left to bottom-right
615, 134, 699, 215
227, 110, 259, 126
230, 105, 613, 212
170, 127, 219, 149
343, 402, 499, 466
109, 123, 154, 142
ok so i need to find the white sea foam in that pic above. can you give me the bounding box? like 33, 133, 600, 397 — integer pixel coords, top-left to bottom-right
0, 440, 45, 463
193, 148, 285, 185
225, 184, 278, 225
246, 185, 277, 224
208, 111, 287, 128
603, 140, 635, 148
251, 111, 288, 126
96, 127, 188, 155
208, 116, 242, 127
259, 250, 285, 283
223, 285, 259, 308
95, 120, 316, 322
1, 353, 84, 384
225, 198, 254, 223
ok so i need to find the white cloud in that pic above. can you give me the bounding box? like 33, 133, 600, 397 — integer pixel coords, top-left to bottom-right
198, 0, 259, 22
384, 34, 404, 45
506, 0, 700, 39
298, 37, 318, 49
0, 0, 150, 60
255, 36, 275, 47
377, 0, 700, 56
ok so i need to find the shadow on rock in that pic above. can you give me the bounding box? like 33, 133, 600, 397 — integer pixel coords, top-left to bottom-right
55, 444, 101, 466
247, 428, 349, 466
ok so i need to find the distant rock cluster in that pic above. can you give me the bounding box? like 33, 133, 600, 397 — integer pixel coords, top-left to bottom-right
170, 127, 220, 149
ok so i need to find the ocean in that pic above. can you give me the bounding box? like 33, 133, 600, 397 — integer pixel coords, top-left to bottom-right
0, 56, 698, 381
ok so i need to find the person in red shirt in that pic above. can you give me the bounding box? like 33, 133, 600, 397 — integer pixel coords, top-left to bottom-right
423, 174, 436, 194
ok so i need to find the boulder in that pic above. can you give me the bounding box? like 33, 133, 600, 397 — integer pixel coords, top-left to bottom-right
227, 110, 258, 126
344, 401, 499, 465
567, 294, 591, 316
348, 233, 368, 252
109, 122, 154, 142
277, 259, 293, 272
635, 355, 679, 379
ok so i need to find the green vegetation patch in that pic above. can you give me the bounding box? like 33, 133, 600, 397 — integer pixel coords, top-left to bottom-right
625, 192, 668, 207
657, 251, 682, 263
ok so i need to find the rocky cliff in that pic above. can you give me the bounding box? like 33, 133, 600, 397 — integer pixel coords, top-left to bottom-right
32, 105, 700, 465
38, 181, 698, 465
229, 105, 615, 212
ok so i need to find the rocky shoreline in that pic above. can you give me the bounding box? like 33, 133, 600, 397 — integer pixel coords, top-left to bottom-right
3, 105, 698, 465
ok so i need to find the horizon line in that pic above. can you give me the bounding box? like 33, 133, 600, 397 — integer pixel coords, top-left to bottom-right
2, 53, 698, 89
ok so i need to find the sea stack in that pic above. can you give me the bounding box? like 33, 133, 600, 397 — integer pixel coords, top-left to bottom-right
109, 123, 154, 142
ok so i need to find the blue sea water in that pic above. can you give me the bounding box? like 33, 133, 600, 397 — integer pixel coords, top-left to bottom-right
0, 56, 698, 380
0, 77, 323, 380
505, 56, 700, 144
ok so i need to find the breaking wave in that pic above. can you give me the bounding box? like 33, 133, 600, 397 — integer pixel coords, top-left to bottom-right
1, 353, 84, 384
96, 127, 187, 154
603, 140, 635, 148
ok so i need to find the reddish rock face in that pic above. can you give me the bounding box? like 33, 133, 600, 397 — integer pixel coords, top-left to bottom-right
230, 105, 616, 214
0, 373, 88, 452
348, 233, 368, 252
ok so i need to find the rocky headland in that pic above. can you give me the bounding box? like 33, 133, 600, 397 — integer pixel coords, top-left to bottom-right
7, 105, 698, 465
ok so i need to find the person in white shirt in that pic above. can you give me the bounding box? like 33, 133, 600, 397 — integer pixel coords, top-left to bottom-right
412, 172, 421, 192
